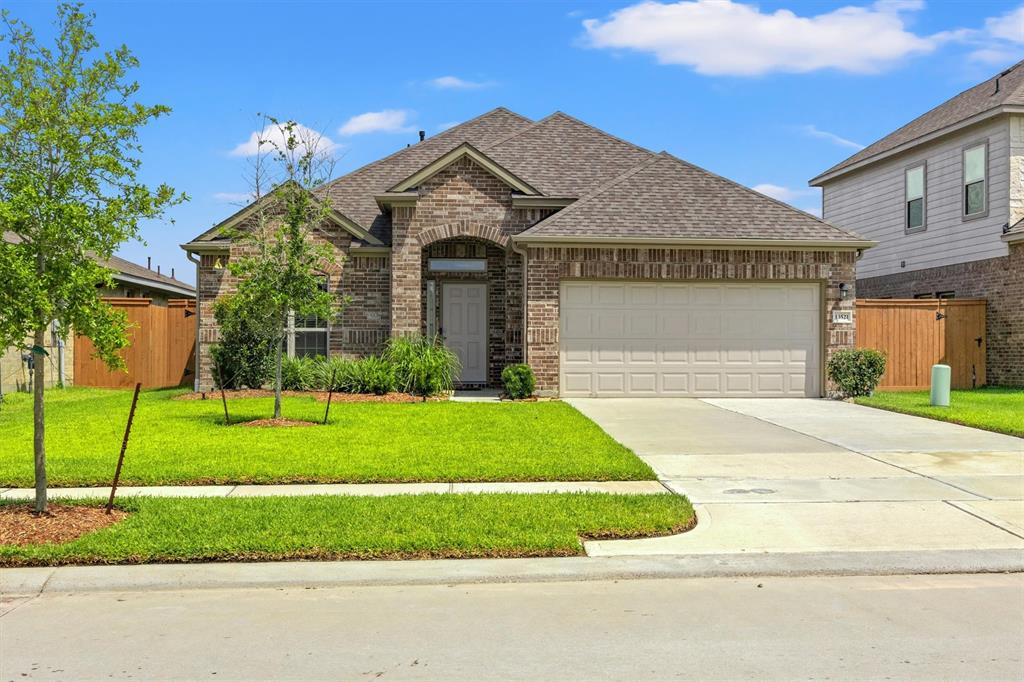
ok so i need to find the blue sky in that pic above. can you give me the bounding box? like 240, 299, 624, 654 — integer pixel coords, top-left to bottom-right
6, 0, 1023, 284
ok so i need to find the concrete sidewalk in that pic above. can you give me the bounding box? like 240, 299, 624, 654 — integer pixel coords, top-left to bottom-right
0, 480, 668, 500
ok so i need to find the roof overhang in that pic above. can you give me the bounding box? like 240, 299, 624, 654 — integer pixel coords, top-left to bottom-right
388, 143, 541, 195
180, 240, 230, 253
810, 105, 1024, 187
183, 182, 385, 251
111, 272, 196, 298
1002, 231, 1024, 244
374, 192, 418, 210
511, 234, 877, 249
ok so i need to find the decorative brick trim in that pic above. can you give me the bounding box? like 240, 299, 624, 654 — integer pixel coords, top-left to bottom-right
417, 222, 510, 249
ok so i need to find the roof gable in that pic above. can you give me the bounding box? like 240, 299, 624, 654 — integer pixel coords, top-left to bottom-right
812, 60, 1024, 184
387, 143, 540, 195
188, 181, 384, 247
518, 153, 871, 246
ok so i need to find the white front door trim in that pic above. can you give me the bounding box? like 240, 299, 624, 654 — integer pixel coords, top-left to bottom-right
442, 282, 488, 384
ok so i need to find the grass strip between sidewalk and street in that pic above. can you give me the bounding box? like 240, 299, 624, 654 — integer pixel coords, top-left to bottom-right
854, 387, 1024, 438
0, 493, 694, 566
0, 388, 655, 486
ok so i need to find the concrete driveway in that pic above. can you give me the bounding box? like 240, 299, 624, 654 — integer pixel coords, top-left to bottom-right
568, 398, 1024, 557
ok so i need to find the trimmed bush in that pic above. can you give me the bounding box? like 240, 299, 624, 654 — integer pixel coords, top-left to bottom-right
827, 348, 887, 398
281, 356, 316, 391
501, 364, 536, 400
344, 357, 396, 395
385, 335, 461, 397
210, 294, 276, 389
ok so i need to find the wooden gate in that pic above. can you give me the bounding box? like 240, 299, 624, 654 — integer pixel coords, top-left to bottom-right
856, 299, 986, 390
74, 298, 196, 389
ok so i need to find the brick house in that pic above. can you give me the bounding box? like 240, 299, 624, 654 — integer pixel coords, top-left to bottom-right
183, 109, 872, 397
811, 61, 1024, 387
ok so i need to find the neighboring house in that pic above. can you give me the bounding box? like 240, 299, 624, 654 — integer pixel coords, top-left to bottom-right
811, 61, 1024, 387
0, 230, 196, 393
183, 108, 872, 397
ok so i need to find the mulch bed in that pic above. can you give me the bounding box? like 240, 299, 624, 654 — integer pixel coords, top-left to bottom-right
0, 504, 128, 547
239, 418, 319, 428
175, 389, 444, 403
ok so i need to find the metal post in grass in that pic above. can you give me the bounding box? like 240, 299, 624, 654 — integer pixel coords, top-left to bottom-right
323, 368, 337, 425
215, 359, 230, 425
106, 382, 141, 515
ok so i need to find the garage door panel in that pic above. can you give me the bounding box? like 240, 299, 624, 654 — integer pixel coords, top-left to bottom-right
560, 282, 820, 397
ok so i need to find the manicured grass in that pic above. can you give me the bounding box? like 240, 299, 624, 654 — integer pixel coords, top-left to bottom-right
0, 388, 654, 486
855, 387, 1024, 438
0, 493, 694, 566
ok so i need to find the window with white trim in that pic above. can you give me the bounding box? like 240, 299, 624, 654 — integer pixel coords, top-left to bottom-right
905, 164, 925, 232
963, 143, 987, 217
285, 277, 330, 358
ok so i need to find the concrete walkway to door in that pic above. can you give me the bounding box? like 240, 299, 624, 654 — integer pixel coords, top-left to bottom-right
567, 398, 1024, 558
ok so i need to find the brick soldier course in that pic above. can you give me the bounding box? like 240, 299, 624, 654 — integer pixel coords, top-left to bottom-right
183, 108, 871, 395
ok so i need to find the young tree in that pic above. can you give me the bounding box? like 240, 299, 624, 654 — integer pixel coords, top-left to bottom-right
226, 117, 343, 419
0, 4, 184, 512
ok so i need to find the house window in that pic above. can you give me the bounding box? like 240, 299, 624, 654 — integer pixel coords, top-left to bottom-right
428, 258, 486, 272
913, 293, 933, 299
285, 277, 330, 358
905, 164, 925, 232
937, 291, 956, 299
963, 143, 987, 217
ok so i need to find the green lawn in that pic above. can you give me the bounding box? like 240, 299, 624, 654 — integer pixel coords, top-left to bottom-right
855, 387, 1024, 438
0, 388, 654, 486
0, 493, 694, 566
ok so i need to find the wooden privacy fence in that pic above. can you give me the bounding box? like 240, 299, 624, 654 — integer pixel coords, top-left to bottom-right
75, 298, 196, 389
856, 298, 986, 390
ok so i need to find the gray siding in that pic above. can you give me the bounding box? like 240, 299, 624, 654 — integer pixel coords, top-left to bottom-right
822, 116, 1010, 279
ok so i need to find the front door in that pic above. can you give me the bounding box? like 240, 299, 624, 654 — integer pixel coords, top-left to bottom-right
442, 283, 487, 384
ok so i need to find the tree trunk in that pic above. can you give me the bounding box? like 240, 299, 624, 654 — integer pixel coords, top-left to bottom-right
274, 335, 283, 420
32, 326, 47, 514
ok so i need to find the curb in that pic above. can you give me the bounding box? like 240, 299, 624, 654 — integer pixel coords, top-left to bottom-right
4, 550, 1022, 597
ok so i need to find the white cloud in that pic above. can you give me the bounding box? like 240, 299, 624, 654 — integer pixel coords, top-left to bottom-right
799, 124, 865, 150
582, 0, 940, 76
985, 5, 1024, 43
429, 75, 494, 89
968, 6, 1024, 64
212, 192, 253, 203
752, 183, 811, 203
338, 110, 415, 136
230, 122, 340, 157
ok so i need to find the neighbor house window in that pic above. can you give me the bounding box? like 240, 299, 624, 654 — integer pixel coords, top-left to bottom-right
285, 276, 330, 358
905, 164, 925, 232
937, 291, 956, 299
963, 143, 987, 217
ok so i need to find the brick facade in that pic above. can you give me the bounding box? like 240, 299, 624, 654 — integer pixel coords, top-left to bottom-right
523, 246, 859, 396
857, 242, 1023, 387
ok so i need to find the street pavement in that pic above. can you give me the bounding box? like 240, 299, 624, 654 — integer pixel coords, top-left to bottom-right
2, 573, 1021, 680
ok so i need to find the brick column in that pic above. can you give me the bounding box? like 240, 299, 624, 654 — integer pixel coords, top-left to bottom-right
390, 206, 422, 335
524, 250, 561, 395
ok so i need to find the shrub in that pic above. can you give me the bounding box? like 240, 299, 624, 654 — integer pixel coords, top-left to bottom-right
210, 294, 277, 389
827, 348, 887, 398
501, 364, 535, 400
343, 357, 396, 395
281, 356, 315, 391
311, 356, 351, 391
385, 335, 461, 397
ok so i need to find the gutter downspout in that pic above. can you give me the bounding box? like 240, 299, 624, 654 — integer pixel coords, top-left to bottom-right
509, 239, 529, 365
186, 250, 201, 392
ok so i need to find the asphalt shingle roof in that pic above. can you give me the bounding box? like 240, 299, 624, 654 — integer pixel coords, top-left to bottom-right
519, 154, 868, 243
3, 231, 194, 294
814, 60, 1024, 183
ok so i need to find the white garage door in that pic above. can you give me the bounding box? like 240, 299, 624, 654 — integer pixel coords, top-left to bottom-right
560, 281, 821, 398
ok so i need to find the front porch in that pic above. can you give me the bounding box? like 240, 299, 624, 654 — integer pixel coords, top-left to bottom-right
416, 236, 524, 388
